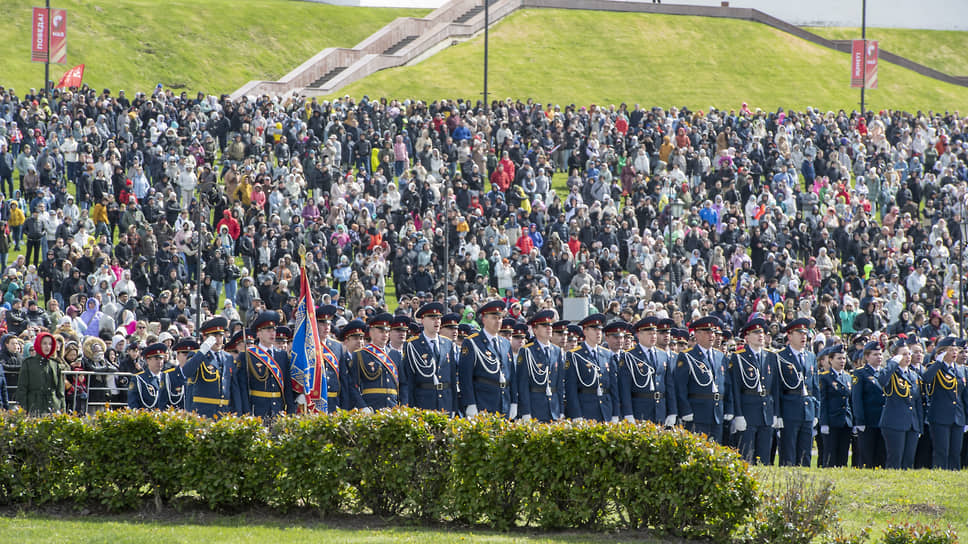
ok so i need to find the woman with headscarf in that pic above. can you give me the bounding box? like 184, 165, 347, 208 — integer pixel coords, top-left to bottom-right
16, 332, 64, 414
80, 298, 103, 337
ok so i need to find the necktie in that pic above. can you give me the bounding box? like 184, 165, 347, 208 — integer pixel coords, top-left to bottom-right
544, 346, 551, 363
648, 348, 655, 367
431, 339, 439, 362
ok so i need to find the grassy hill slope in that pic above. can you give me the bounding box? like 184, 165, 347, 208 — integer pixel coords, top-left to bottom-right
334, 9, 968, 112
0, 0, 427, 95
807, 26, 968, 77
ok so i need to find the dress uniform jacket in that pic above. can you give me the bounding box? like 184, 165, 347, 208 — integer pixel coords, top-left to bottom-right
458, 332, 514, 415
878, 360, 923, 434
819, 370, 853, 429
182, 349, 244, 417
726, 346, 775, 428
400, 334, 458, 414
515, 341, 564, 422
238, 344, 295, 418
127, 370, 170, 410
922, 361, 968, 426
772, 347, 819, 423
852, 364, 886, 430
346, 344, 400, 410
161, 364, 187, 409
674, 344, 726, 426
321, 338, 346, 412
564, 342, 619, 422
619, 343, 676, 423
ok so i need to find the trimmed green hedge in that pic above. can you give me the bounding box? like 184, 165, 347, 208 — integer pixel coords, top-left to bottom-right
0, 409, 757, 540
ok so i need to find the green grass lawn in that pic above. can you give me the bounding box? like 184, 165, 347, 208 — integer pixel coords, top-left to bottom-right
1, 0, 427, 95
807, 26, 968, 78
333, 9, 968, 112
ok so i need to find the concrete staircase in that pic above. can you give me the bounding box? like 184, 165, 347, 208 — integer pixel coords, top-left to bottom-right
231, 0, 968, 99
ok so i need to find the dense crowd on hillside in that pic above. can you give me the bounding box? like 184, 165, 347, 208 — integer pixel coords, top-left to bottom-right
1, 82, 968, 468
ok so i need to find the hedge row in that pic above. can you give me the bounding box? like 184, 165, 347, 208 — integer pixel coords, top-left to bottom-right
0, 409, 757, 540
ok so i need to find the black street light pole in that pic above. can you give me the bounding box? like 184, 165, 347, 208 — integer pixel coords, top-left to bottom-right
44, 0, 51, 96
860, 0, 867, 115
195, 190, 203, 337
483, 0, 489, 112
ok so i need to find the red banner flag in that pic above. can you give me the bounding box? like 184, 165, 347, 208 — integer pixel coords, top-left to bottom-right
864, 40, 878, 89
49, 9, 67, 64
850, 39, 878, 89
31, 7, 48, 63
56, 64, 84, 89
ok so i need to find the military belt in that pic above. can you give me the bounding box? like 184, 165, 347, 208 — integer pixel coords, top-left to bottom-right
418, 382, 450, 390
782, 391, 807, 397
742, 390, 769, 397
194, 396, 230, 406
633, 392, 663, 400
530, 386, 557, 394
362, 387, 397, 396
250, 390, 282, 399
578, 386, 599, 395
474, 377, 507, 389
689, 393, 721, 401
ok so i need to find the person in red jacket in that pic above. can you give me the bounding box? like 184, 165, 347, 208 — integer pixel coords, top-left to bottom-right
216, 210, 240, 240
516, 231, 534, 254
490, 162, 511, 193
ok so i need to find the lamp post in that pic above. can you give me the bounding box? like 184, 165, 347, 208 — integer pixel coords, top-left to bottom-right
960, 194, 968, 338
860, 0, 867, 114
483, 0, 490, 113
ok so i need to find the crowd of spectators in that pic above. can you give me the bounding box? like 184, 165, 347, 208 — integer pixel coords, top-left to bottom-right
0, 82, 967, 409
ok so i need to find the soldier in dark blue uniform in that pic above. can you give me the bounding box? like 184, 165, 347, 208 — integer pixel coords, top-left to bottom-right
440, 313, 461, 360
564, 313, 620, 423
400, 303, 458, 415
238, 312, 296, 418
459, 300, 515, 418
656, 318, 675, 355
164, 338, 197, 410
500, 318, 516, 342
317, 305, 351, 413
564, 324, 582, 352
551, 320, 569, 350
922, 336, 968, 470
879, 339, 924, 469
908, 337, 932, 468
388, 315, 410, 361
670, 328, 689, 354
275, 325, 292, 352
515, 310, 564, 422
346, 313, 399, 412
771, 318, 819, 466
603, 321, 630, 358
675, 316, 727, 443
619, 316, 677, 426
726, 318, 776, 464
181, 317, 244, 417
852, 341, 887, 468
128, 343, 173, 410
819, 345, 853, 467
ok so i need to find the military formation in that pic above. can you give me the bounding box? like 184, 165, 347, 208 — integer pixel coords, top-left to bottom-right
21, 300, 968, 471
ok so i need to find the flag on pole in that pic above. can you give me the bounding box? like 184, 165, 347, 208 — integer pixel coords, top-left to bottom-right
290, 265, 327, 413
56, 64, 84, 89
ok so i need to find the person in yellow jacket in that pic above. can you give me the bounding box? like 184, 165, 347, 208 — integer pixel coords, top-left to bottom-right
91, 199, 109, 236
8, 201, 24, 251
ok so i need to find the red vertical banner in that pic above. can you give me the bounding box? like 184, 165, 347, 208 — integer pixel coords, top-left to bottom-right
864, 40, 878, 89
31, 7, 48, 63
49, 9, 67, 64
850, 39, 865, 88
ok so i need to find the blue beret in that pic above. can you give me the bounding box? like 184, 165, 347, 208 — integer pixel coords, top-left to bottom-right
863, 341, 882, 353
827, 344, 845, 355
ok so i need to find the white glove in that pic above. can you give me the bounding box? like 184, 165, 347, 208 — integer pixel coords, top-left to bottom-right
813, 418, 819, 427
724, 413, 734, 422
963, 425, 968, 433
773, 417, 784, 429
624, 415, 635, 422
464, 404, 479, 418
731, 416, 747, 433
820, 425, 830, 435
361, 407, 374, 415
610, 416, 620, 424
199, 336, 217, 354
572, 417, 584, 423
681, 413, 694, 423
854, 425, 866, 433
508, 403, 518, 420
295, 394, 307, 406
520, 414, 531, 422
664, 414, 676, 427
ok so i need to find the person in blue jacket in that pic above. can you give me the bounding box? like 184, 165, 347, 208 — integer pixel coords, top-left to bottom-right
771, 318, 819, 467
879, 339, 924, 469
345, 313, 399, 412
922, 336, 968, 470
399, 302, 458, 415
619, 316, 677, 426
675, 316, 727, 444
726, 318, 776, 464
181, 316, 244, 417
852, 340, 887, 468
565, 313, 619, 423
237, 311, 295, 418
515, 309, 564, 422
818, 344, 853, 467
128, 343, 172, 410
458, 300, 515, 418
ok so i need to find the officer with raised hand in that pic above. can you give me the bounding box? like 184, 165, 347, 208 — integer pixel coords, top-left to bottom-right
879, 339, 924, 469
726, 318, 776, 464
400, 302, 458, 415
922, 336, 968, 470
619, 316, 677, 426
181, 316, 244, 417
459, 300, 515, 418
516, 310, 564, 422
346, 313, 399, 412
239, 311, 295, 418
128, 343, 172, 410
675, 316, 727, 443
852, 340, 887, 468
770, 318, 819, 466
819, 344, 853, 467
565, 313, 620, 423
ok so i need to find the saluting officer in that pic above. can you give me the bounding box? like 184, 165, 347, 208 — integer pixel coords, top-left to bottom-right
459, 300, 515, 418
619, 316, 677, 426
819, 345, 853, 467
346, 313, 399, 412
922, 336, 968, 470
181, 316, 244, 417
852, 341, 887, 468
238, 311, 296, 418
771, 318, 819, 467
879, 339, 924, 469
400, 302, 458, 415
515, 310, 565, 422
726, 318, 776, 464
564, 313, 620, 423
675, 316, 727, 443
128, 343, 173, 410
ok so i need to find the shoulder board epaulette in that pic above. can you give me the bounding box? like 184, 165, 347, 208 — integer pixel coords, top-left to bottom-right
163, 367, 177, 374
569, 347, 581, 352
406, 336, 420, 342
135, 370, 146, 376
524, 342, 534, 348
819, 370, 830, 375
467, 332, 479, 339
735, 346, 746, 353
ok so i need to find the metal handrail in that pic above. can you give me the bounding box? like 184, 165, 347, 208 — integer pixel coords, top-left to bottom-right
2, 369, 139, 413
